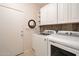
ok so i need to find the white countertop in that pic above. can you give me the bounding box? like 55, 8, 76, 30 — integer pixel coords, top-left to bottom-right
47, 34, 79, 51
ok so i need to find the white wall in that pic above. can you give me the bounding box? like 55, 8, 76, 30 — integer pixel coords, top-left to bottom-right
0, 3, 45, 52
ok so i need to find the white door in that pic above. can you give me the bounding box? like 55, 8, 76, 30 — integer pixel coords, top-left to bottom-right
22, 17, 32, 51
23, 29, 32, 51
0, 6, 24, 55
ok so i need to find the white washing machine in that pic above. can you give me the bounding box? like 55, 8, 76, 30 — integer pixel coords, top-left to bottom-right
47, 31, 79, 56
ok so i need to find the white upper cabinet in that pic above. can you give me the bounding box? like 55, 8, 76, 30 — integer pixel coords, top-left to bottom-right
40, 5, 48, 25
58, 3, 79, 24
41, 3, 79, 25
46, 3, 57, 25
58, 3, 72, 24
63, 3, 71, 23
40, 3, 57, 25
58, 3, 64, 24
71, 3, 79, 23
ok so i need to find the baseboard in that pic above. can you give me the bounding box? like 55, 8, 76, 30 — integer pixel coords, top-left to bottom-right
16, 49, 33, 56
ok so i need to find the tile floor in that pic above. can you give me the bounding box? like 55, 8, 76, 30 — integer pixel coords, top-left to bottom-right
18, 50, 34, 56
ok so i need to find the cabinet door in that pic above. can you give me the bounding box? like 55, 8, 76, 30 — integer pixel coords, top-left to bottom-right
32, 35, 47, 56
63, 3, 69, 23
58, 3, 64, 24
39, 37, 48, 56
63, 3, 72, 23
40, 5, 47, 25
0, 6, 24, 55
71, 3, 79, 23
58, 3, 72, 24
47, 3, 57, 24
32, 34, 41, 56
40, 4, 57, 25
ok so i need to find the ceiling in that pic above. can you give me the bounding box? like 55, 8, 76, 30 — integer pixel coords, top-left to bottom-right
33, 3, 48, 9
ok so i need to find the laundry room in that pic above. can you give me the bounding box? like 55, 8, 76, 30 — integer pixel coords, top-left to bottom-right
0, 0, 79, 58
